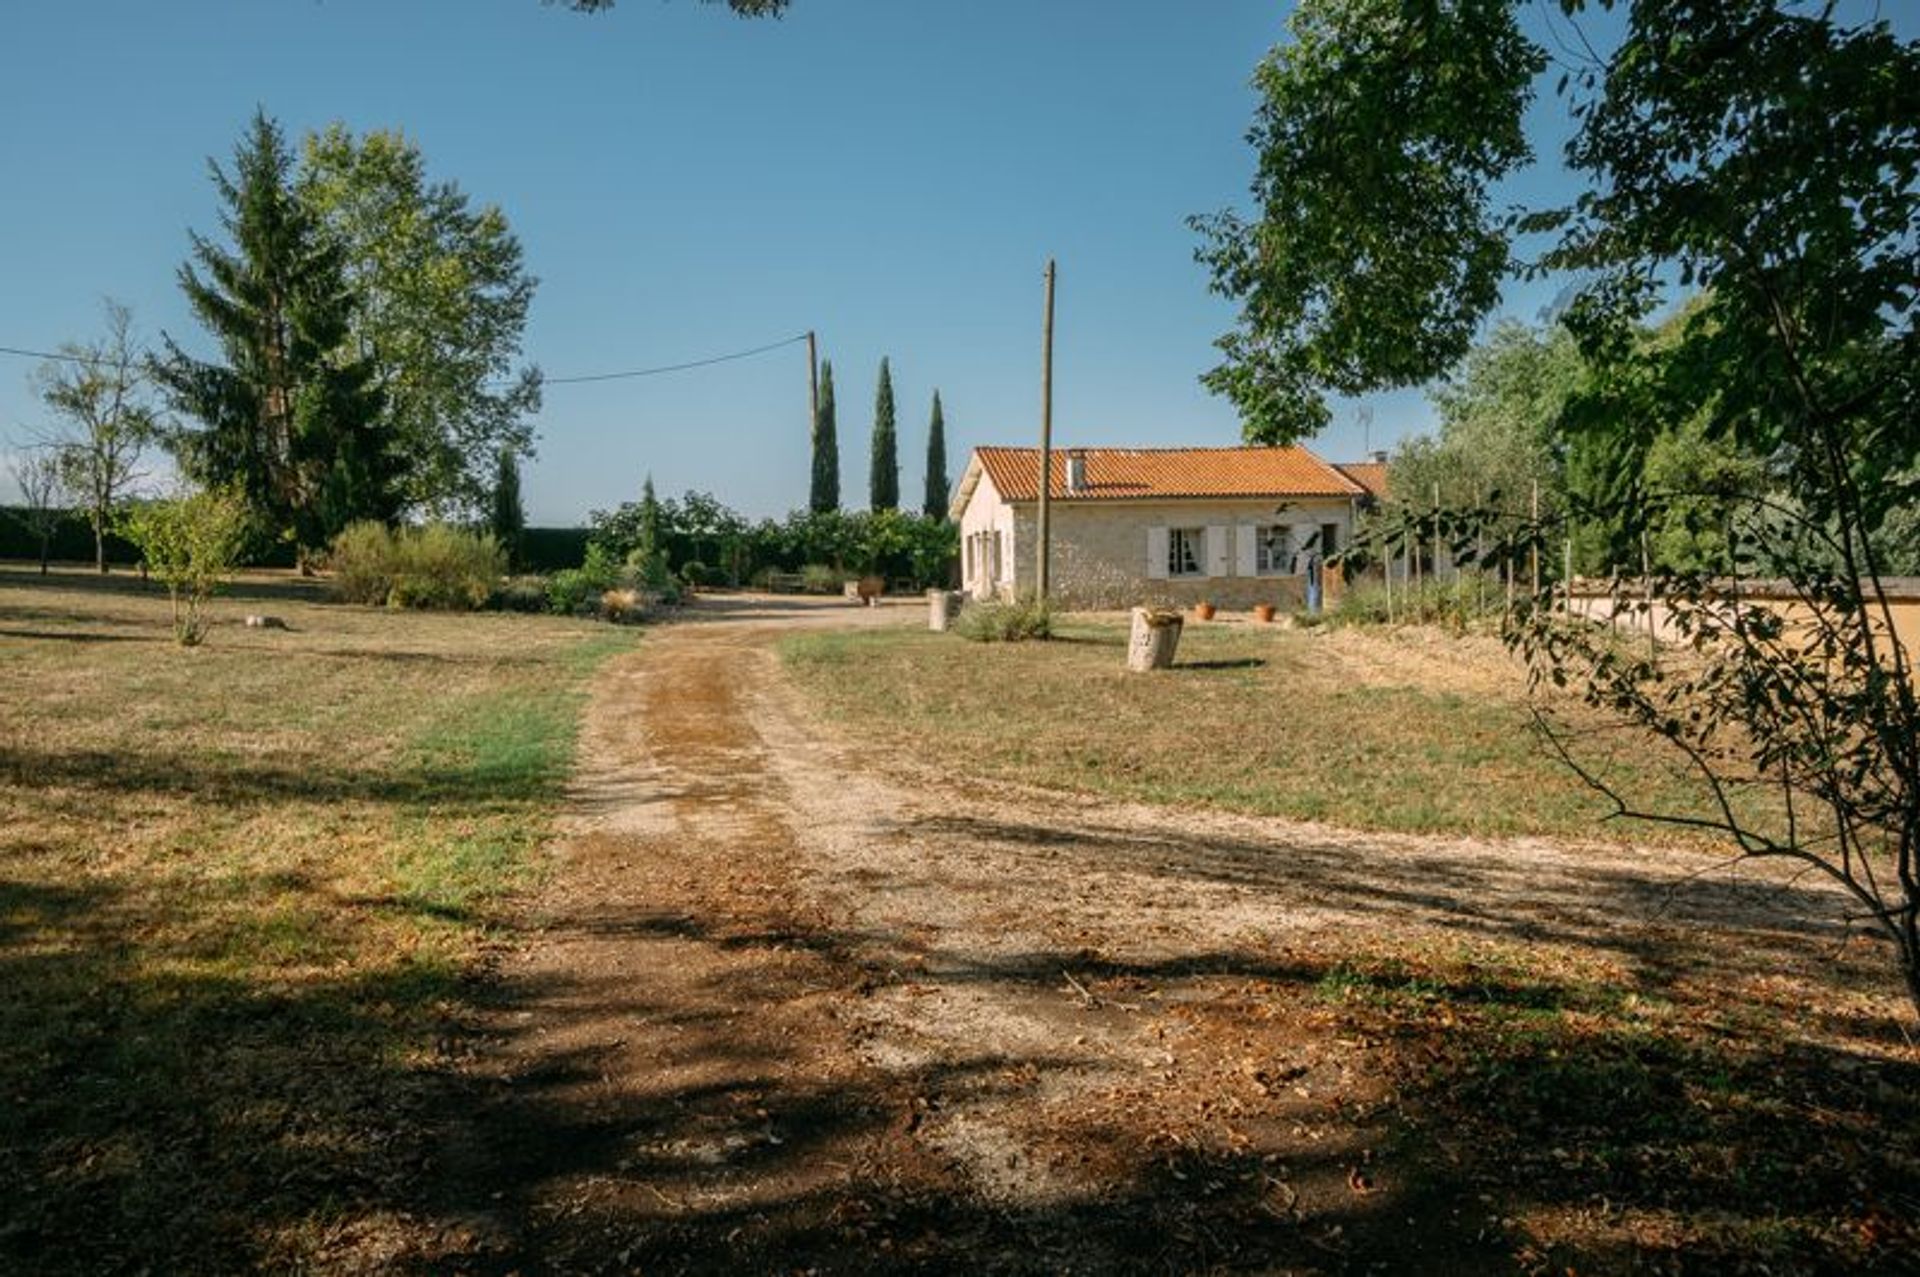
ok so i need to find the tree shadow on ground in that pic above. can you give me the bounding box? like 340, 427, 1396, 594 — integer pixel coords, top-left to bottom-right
0, 564, 327, 604
5, 854, 1913, 1274
897, 813, 1882, 999
404, 895, 1915, 1275
0, 875, 483, 1274
0, 740, 553, 817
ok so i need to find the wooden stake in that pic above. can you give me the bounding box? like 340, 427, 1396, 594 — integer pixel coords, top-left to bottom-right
1530, 480, 1541, 596
1563, 537, 1573, 615
1383, 524, 1394, 624
1642, 531, 1656, 658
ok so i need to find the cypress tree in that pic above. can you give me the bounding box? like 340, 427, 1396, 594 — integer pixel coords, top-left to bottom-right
809, 360, 839, 513
635, 474, 671, 590
489, 447, 526, 569
923, 389, 950, 519
869, 356, 898, 510
156, 110, 395, 555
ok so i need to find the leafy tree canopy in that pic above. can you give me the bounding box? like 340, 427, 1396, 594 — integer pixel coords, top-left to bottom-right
1192, 0, 1543, 443
1215, 0, 1920, 1018
1390, 318, 1582, 517
35, 300, 161, 573
300, 124, 541, 519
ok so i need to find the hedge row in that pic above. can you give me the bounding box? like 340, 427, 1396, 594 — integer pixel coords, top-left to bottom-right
1, 508, 588, 573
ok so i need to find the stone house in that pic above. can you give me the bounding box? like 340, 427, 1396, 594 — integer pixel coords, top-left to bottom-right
949, 445, 1371, 610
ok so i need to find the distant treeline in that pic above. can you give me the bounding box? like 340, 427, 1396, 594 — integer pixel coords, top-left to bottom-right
1, 510, 590, 574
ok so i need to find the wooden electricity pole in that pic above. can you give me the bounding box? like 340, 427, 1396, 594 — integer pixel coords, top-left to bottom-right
807, 330, 819, 429
1036, 259, 1056, 600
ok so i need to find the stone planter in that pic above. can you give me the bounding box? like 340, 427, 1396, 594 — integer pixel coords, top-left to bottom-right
1127, 607, 1184, 671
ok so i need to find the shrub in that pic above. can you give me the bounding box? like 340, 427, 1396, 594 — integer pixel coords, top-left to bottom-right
1331, 574, 1503, 632
119, 486, 251, 646
545, 568, 597, 616
800, 563, 841, 594
387, 524, 505, 611
599, 588, 645, 624
679, 560, 710, 589
328, 522, 505, 611
546, 543, 623, 615
328, 520, 399, 605
490, 574, 551, 613
955, 595, 1053, 643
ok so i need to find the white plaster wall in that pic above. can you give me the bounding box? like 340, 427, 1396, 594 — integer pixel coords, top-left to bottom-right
957, 471, 1019, 598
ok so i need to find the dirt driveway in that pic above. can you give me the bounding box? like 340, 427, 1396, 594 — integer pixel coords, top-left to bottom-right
423, 596, 1886, 1275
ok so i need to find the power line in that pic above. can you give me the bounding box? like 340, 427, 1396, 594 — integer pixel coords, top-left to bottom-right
533, 332, 810, 386
0, 343, 101, 366
0, 332, 813, 385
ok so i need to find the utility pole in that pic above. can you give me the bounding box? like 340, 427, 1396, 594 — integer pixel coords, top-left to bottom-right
1037, 259, 1056, 600
807, 330, 819, 429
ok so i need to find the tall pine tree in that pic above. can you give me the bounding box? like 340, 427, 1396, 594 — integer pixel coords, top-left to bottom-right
809, 360, 839, 512
922, 389, 949, 519
156, 110, 395, 555
869, 356, 898, 510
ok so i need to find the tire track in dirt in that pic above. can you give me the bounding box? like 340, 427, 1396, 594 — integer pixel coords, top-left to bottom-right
429, 620, 958, 1274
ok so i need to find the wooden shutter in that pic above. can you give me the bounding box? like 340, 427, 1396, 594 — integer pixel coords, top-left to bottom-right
1235, 523, 1259, 578
1146, 527, 1169, 580
1206, 525, 1230, 578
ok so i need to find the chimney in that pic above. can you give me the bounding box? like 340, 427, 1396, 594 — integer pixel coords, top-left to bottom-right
1369, 450, 1388, 464
1065, 448, 1087, 495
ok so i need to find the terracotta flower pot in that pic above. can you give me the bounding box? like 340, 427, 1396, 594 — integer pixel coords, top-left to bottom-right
1194, 601, 1217, 621
1253, 603, 1276, 623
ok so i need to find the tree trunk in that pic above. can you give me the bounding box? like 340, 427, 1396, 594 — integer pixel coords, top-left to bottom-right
1903, 942, 1920, 1027
95, 514, 107, 574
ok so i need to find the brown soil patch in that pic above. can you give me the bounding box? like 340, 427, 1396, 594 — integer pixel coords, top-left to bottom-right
417, 595, 1915, 1275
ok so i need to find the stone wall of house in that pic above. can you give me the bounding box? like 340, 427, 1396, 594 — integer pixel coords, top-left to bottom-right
1004, 497, 1356, 612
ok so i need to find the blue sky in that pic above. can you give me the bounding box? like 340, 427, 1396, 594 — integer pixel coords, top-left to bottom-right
3, 0, 1609, 522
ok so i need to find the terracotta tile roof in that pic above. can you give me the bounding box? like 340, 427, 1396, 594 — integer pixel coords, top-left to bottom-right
1334, 461, 1388, 498
972, 446, 1365, 503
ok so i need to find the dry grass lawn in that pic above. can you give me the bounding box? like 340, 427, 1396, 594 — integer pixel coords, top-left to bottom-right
782, 616, 1760, 844
0, 566, 633, 1272
772, 614, 1920, 1271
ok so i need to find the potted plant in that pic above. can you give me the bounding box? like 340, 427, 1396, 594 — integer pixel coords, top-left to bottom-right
1253, 602, 1276, 623
1194, 600, 1217, 621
